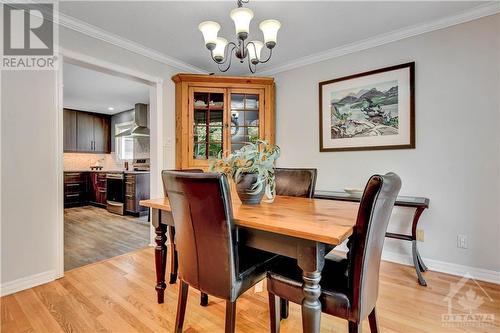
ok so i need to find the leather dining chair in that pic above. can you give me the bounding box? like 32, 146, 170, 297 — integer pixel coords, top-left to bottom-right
266, 172, 401, 333
163, 171, 280, 333
275, 168, 317, 198
161, 169, 209, 306
274, 167, 317, 319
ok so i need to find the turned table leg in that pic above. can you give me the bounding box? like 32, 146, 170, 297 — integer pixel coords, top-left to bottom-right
153, 209, 168, 303
167, 226, 178, 284
298, 244, 325, 333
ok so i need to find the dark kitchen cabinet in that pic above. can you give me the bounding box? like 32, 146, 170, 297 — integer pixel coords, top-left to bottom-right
88, 172, 107, 206
125, 173, 150, 216
76, 112, 95, 152
64, 172, 88, 207
63, 109, 77, 151
64, 109, 111, 153
93, 116, 110, 153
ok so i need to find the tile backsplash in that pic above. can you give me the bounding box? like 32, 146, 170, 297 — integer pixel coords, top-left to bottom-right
64, 153, 125, 171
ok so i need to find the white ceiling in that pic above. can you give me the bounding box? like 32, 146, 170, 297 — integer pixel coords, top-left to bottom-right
63, 62, 150, 114
58, 1, 488, 75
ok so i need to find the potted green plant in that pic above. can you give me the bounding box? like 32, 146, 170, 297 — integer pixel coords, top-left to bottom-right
210, 140, 280, 205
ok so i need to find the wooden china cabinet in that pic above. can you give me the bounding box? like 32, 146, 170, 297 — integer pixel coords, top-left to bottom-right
172, 74, 275, 169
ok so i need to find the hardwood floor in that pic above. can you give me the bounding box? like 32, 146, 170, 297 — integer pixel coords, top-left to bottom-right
64, 206, 150, 271
2, 247, 499, 333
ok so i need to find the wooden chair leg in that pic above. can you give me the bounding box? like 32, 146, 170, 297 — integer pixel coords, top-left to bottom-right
368, 308, 379, 333
268, 293, 281, 333
348, 321, 362, 333
225, 300, 237, 333
280, 298, 289, 319
200, 292, 209, 306
175, 281, 189, 333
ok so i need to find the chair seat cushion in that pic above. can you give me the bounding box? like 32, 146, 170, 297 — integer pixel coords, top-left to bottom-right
266, 255, 351, 319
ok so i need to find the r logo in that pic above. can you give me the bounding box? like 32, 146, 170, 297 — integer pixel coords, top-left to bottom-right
3, 3, 54, 56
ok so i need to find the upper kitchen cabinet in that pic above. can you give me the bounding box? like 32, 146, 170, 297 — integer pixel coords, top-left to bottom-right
64, 109, 111, 153
172, 74, 275, 169
93, 115, 111, 153
63, 109, 77, 151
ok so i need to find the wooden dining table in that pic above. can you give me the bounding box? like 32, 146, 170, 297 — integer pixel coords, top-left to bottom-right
140, 196, 359, 333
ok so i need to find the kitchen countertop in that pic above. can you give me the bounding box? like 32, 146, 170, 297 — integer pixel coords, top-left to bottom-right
64, 170, 150, 174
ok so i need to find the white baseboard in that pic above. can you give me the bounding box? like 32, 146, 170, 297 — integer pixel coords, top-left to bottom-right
1, 270, 56, 297
381, 251, 500, 285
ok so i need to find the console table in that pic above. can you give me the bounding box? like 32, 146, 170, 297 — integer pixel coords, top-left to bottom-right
315, 190, 430, 286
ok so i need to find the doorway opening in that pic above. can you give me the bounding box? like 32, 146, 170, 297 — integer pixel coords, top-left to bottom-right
56, 52, 163, 275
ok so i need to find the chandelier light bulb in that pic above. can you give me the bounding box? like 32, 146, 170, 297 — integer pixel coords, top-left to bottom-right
259, 19, 281, 48
198, 21, 221, 50
212, 37, 228, 63
230, 7, 254, 40
248, 41, 264, 64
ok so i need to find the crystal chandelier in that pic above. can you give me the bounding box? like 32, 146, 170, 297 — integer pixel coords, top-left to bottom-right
198, 0, 281, 73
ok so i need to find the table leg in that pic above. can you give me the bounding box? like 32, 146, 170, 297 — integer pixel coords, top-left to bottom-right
416, 248, 428, 272
412, 240, 427, 286
153, 209, 168, 303
411, 207, 428, 286
297, 244, 325, 333
167, 226, 178, 284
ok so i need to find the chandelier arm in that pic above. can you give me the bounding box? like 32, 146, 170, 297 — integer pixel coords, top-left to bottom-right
209, 42, 237, 65
246, 41, 273, 65
245, 45, 257, 74
218, 45, 236, 72
258, 47, 273, 64
247, 59, 256, 74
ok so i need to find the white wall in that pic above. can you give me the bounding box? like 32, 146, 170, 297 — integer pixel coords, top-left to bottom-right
0, 26, 180, 293
274, 14, 500, 273
1, 71, 59, 286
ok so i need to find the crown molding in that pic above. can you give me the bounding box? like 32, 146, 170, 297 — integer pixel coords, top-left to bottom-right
259, 1, 500, 76
56, 11, 207, 74
6, 1, 498, 76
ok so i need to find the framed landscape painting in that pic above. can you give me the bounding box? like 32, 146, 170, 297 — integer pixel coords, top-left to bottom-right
319, 62, 415, 152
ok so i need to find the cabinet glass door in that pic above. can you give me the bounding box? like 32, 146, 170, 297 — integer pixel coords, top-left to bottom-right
192, 90, 225, 160
229, 89, 264, 152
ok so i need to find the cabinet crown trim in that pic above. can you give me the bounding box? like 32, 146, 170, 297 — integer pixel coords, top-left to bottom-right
171, 73, 274, 85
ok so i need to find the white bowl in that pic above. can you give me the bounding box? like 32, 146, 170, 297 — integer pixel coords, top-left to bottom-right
344, 188, 364, 197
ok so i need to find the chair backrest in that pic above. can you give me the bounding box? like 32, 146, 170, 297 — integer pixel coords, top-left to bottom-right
162, 171, 238, 300
347, 172, 401, 321
275, 168, 317, 198
161, 169, 203, 196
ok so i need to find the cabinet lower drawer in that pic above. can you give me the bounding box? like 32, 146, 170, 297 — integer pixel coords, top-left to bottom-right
64, 172, 86, 183
65, 182, 86, 193
64, 192, 86, 205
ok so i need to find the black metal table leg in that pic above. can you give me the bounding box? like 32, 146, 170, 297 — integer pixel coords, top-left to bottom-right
416, 248, 428, 272
411, 207, 428, 286
412, 240, 427, 286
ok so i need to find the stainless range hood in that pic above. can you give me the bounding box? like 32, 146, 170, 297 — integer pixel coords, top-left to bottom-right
115, 103, 149, 137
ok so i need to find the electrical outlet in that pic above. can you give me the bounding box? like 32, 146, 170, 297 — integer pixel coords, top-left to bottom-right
416, 229, 424, 242
457, 234, 468, 249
